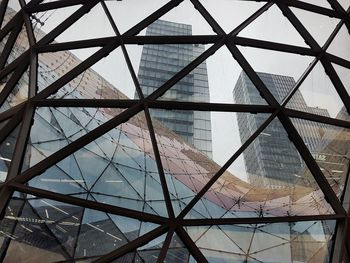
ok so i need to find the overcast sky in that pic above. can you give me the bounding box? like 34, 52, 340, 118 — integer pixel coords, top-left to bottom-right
9, 0, 350, 181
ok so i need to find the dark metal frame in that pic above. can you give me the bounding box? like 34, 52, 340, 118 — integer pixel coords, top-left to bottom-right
0, 0, 349, 262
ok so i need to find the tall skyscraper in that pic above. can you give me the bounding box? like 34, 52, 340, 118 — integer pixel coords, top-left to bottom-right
136, 20, 212, 158
233, 71, 330, 188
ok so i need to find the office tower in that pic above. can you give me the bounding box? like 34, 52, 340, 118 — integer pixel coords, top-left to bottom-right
136, 20, 212, 158
233, 71, 330, 188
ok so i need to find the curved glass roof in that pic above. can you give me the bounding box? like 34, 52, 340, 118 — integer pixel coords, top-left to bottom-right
0, 0, 349, 262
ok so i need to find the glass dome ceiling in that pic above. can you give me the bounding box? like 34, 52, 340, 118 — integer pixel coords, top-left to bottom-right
0, 0, 349, 262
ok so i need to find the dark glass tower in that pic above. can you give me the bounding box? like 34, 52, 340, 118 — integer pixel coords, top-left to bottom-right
136, 20, 212, 158
233, 71, 330, 188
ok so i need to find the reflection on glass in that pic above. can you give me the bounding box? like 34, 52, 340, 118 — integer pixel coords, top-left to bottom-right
0, 1, 349, 262
238, 48, 313, 104
0, 68, 29, 113
186, 220, 335, 262
292, 118, 350, 204
0, 125, 20, 182
286, 62, 348, 121
0, 192, 158, 262
27, 111, 169, 217
185, 118, 334, 219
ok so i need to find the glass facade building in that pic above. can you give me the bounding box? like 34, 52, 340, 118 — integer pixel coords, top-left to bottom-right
0, 0, 349, 262
233, 72, 332, 188
136, 20, 212, 158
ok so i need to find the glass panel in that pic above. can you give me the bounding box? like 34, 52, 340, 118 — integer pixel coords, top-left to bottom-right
149, 108, 270, 216
6, 24, 29, 66
40, 47, 134, 99
27, 111, 168, 217
292, 118, 350, 205
333, 63, 350, 95
185, 118, 334, 219
0, 31, 10, 55
30, 4, 82, 42
286, 62, 349, 121
1, 192, 81, 262
55, 3, 115, 42
105, 0, 170, 34
291, 7, 340, 46
0, 192, 158, 261
0, 124, 20, 182
159, 46, 268, 105
37, 48, 99, 93
186, 220, 336, 262
300, 0, 331, 8
337, 0, 350, 10
1, 1, 20, 29
327, 25, 350, 61
238, 4, 308, 47
238, 47, 313, 103
22, 107, 124, 170
0, 67, 29, 113
136, 0, 215, 36
132, 233, 166, 262
199, 0, 265, 34
164, 233, 191, 262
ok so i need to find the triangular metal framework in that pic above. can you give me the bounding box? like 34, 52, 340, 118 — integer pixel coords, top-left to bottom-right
0, 0, 349, 262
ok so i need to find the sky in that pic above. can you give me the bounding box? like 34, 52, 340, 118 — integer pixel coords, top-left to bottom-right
8, 0, 350, 182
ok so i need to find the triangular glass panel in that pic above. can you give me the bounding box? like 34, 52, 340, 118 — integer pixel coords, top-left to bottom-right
337, 0, 350, 10
0, 67, 29, 113
136, 0, 216, 36
286, 62, 349, 121
27, 111, 169, 217
37, 47, 100, 93
5, 24, 29, 66
199, 0, 265, 33
288, 220, 336, 261
110, 236, 168, 262
162, 233, 191, 262
0, 71, 13, 93
149, 108, 270, 216
159, 46, 268, 105
291, 7, 340, 46
0, 124, 20, 182
55, 3, 115, 43
30, 4, 82, 42
186, 220, 336, 262
74, 208, 131, 258
1, 1, 20, 29
105, 0, 171, 34
43, 47, 135, 99
22, 107, 124, 171
327, 25, 350, 61
0, 192, 83, 261
127, 43, 212, 100
291, 118, 350, 204
238, 46, 314, 104
238, 5, 308, 47
28, 164, 87, 195
332, 63, 350, 95
0, 31, 10, 54
133, 233, 167, 262
300, 0, 332, 8
185, 117, 334, 219
186, 225, 246, 262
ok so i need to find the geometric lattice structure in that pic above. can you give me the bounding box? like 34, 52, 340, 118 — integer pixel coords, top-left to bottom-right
0, 0, 349, 262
